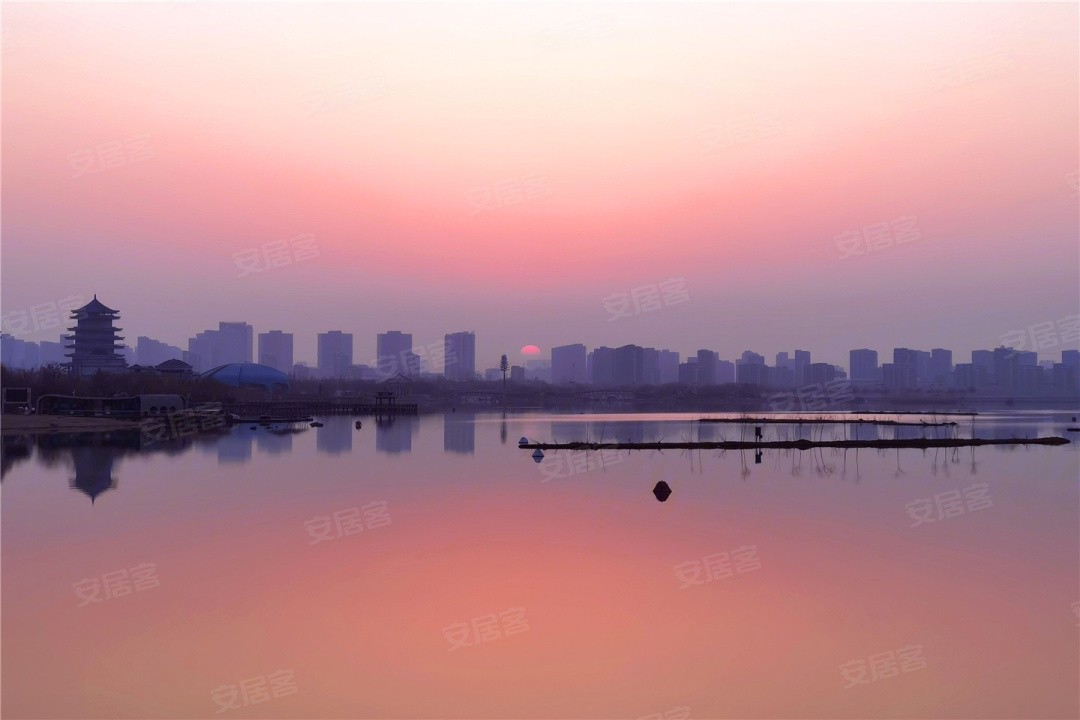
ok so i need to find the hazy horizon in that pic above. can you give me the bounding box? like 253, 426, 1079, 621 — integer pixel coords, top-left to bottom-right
3, 2, 1078, 368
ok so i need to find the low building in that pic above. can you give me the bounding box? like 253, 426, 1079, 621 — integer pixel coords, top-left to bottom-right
36, 394, 186, 418
156, 359, 194, 376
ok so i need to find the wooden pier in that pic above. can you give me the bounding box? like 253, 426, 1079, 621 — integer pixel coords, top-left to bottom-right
520, 437, 1070, 451
224, 400, 418, 417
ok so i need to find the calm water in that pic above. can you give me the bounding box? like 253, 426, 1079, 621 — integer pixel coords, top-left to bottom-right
3, 411, 1078, 719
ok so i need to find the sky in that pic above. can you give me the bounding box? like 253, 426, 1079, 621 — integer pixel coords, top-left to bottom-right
2, 2, 1078, 368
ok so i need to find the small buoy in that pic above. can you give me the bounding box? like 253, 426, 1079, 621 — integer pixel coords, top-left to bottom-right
518, 436, 530, 447
355, 420, 362, 430
652, 480, 672, 502
531, 448, 544, 463
311, 422, 324, 428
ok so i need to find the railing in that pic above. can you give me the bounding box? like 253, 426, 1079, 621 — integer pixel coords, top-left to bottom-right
223, 400, 418, 416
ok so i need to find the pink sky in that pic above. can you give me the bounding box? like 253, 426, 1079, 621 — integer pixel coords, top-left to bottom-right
2, 2, 1077, 367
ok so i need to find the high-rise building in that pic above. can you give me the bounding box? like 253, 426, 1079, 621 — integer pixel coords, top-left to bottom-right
524, 358, 551, 382
39, 340, 66, 365
953, 363, 980, 390
0, 334, 40, 369
792, 349, 811, 385
217, 322, 254, 364
444, 331, 477, 381
258, 330, 294, 375
929, 348, 952, 385
551, 343, 587, 384
738, 350, 766, 366
696, 349, 719, 384
882, 361, 916, 390
971, 350, 994, 382
641, 347, 661, 385
915, 350, 932, 384
377, 331, 413, 376
64, 296, 126, 375
136, 336, 183, 367
678, 357, 697, 384
849, 348, 879, 383
716, 359, 735, 384
658, 350, 680, 384
590, 346, 615, 386
805, 362, 837, 385
735, 350, 766, 384
893, 347, 920, 385
736, 361, 768, 385
613, 344, 644, 385
318, 331, 353, 378
185, 329, 218, 372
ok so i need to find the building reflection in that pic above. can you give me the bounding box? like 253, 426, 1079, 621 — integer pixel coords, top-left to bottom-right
376, 415, 418, 454
443, 412, 475, 454
256, 427, 294, 455
216, 428, 254, 463
69, 445, 118, 503
1, 434, 34, 478
551, 421, 589, 444
316, 417, 353, 455
849, 423, 881, 441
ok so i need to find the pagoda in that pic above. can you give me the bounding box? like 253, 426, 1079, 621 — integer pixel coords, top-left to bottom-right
64, 295, 127, 374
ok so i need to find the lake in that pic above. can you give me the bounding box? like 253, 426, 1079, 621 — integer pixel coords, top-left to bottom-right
2, 411, 1078, 719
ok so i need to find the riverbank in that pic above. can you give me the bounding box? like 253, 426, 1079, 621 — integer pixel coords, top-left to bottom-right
1, 414, 140, 435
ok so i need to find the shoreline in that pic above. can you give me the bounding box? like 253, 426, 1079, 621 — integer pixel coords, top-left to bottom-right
1, 414, 142, 435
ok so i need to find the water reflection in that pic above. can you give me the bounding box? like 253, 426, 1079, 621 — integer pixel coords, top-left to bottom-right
316, 417, 353, 455
69, 445, 118, 503
216, 428, 253, 463
1, 434, 33, 478
2, 412, 1075, 504
2, 411, 1077, 718
375, 414, 418, 454
443, 412, 475, 454
255, 427, 294, 455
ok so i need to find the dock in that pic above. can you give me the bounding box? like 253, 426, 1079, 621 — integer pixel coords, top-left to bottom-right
520, 437, 1070, 451
224, 400, 418, 417
698, 417, 957, 427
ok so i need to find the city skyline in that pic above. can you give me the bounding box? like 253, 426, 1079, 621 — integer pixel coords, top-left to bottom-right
3, 300, 1077, 392
2, 3, 1077, 367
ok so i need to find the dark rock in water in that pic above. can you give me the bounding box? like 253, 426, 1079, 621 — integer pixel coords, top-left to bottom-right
355, 420, 362, 429
1067, 427, 1080, 432
250, 426, 257, 430
311, 422, 324, 428
653, 480, 672, 502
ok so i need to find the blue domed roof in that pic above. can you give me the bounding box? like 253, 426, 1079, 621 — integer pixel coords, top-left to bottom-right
202, 362, 289, 390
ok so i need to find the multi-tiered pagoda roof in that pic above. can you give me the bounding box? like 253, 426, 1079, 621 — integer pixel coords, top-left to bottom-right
64, 294, 127, 374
